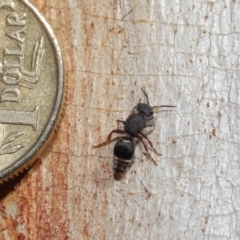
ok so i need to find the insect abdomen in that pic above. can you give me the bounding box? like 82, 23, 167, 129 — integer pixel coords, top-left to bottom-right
113, 158, 133, 180
113, 137, 135, 180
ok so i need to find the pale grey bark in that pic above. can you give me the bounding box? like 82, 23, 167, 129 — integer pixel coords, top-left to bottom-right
65, 1, 240, 239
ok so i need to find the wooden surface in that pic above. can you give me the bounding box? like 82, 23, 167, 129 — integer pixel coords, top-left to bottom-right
1, 0, 240, 239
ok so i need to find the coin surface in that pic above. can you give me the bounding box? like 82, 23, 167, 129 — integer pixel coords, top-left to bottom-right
0, 0, 64, 183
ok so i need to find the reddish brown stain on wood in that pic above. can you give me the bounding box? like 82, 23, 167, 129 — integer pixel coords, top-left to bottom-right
0, 202, 5, 212
17, 233, 26, 240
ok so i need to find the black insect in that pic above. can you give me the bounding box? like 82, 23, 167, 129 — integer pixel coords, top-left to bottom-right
94, 88, 175, 180
113, 137, 135, 180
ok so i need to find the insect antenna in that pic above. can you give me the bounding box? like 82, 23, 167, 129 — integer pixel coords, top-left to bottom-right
152, 105, 176, 109
141, 87, 149, 105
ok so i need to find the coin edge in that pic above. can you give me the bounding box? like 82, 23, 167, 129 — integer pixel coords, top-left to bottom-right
0, 0, 65, 184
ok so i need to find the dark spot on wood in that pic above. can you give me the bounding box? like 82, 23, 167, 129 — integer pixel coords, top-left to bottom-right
18, 233, 26, 240
0, 201, 5, 212
209, 2, 214, 10
212, 127, 216, 137
204, 215, 209, 224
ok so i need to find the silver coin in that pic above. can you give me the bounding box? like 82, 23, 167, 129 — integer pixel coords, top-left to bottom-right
0, 0, 64, 183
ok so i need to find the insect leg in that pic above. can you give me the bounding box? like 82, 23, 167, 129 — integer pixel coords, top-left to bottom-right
137, 136, 158, 165
145, 122, 155, 127
93, 129, 126, 148
139, 132, 161, 156
116, 120, 126, 126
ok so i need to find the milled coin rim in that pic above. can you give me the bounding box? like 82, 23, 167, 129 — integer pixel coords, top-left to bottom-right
0, 0, 65, 183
